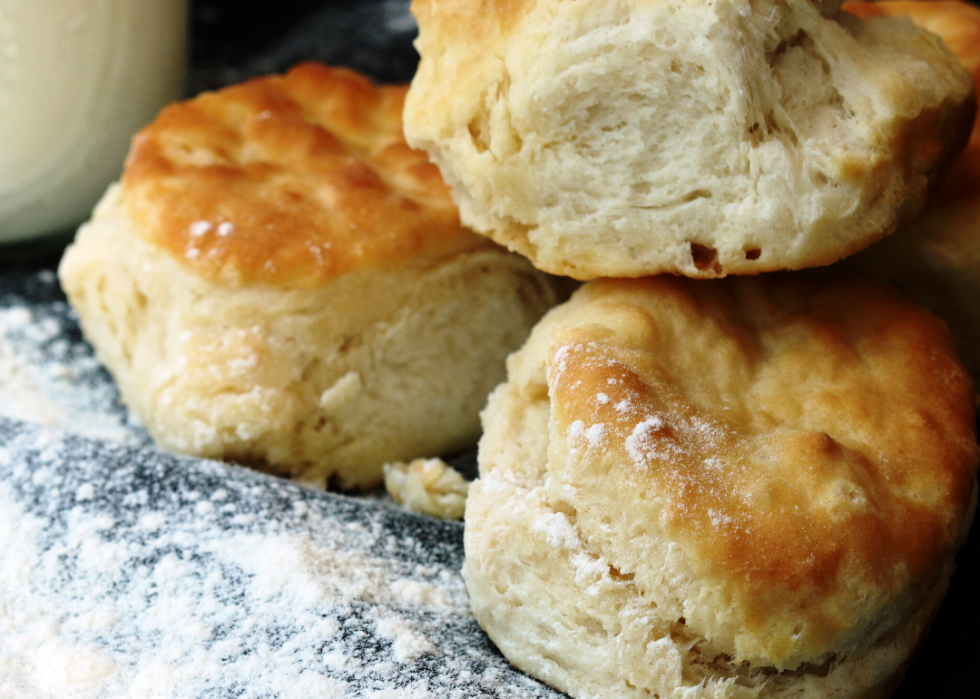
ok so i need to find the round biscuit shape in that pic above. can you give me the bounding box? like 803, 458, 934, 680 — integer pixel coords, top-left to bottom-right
464, 276, 978, 698
60, 65, 562, 489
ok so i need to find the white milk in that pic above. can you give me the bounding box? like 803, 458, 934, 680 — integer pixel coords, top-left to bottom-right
0, 0, 187, 243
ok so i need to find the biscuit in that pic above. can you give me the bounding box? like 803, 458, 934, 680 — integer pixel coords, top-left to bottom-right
59, 64, 560, 490
383, 458, 469, 520
405, 0, 975, 279
464, 277, 978, 698
835, 0, 980, 385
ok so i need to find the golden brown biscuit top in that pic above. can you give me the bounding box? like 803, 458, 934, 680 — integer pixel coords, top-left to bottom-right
544, 277, 977, 667
844, 0, 980, 203
122, 63, 492, 286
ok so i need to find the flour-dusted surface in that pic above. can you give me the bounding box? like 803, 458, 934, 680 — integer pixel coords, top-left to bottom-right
0, 417, 561, 698
0, 271, 151, 448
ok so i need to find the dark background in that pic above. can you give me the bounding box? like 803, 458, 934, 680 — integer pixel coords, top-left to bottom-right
190, 0, 421, 93
3, 1, 979, 696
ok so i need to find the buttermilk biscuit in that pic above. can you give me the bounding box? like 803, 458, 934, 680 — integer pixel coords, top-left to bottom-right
465, 277, 978, 698
59, 64, 559, 490
404, 0, 975, 279
834, 0, 980, 385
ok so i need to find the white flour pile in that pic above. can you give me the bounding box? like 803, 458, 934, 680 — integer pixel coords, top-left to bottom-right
0, 418, 559, 698
0, 270, 149, 447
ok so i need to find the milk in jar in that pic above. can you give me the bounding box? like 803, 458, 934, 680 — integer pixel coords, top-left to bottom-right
0, 0, 187, 243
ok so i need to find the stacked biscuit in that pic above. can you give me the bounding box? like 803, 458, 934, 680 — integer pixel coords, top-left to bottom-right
403, 1, 980, 698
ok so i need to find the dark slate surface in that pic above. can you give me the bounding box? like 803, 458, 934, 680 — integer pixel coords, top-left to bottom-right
0, 416, 558, 697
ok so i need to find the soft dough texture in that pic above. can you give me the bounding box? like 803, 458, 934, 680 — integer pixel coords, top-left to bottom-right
833, 0, 980, 385
59, 65, 559, 490
405, 0, 975, 279
465, 277, 978, 698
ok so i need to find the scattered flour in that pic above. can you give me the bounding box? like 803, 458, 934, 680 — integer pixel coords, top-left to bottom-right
625, 415, 686, 468
376, 617, 435, 663
0, 272, 150, 447
585, 423, 606, 447
0, 418, 562, 699
188, 221, 212, 237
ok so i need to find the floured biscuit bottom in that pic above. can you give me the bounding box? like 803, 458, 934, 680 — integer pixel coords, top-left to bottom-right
59, 186, 559, 490
464, 277, 978, 698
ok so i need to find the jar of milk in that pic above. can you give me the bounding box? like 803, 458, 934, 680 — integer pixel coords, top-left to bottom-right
0, 0, 187, 244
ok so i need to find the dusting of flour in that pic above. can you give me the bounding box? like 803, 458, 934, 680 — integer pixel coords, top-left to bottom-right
0, 271, 150, 447
0, 418, 560, 699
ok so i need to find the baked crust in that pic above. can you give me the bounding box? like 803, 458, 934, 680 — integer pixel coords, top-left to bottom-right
406, 0, 975, 279
465, 277, 978, 696
124, 63, 493, 287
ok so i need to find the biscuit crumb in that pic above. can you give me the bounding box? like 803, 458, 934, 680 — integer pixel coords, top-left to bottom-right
383, 458, 469, 520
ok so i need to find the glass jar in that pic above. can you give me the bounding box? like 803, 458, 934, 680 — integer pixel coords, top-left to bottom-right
0, 0, 187, 244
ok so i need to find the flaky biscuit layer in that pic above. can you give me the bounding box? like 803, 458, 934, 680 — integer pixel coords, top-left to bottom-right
405, 0, 974, 279
60, 186, 558, 489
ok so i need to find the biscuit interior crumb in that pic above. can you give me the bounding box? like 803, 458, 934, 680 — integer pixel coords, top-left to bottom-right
384, 458, 469, 520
